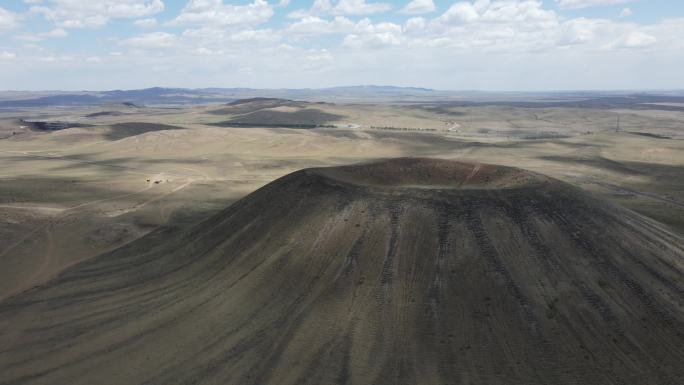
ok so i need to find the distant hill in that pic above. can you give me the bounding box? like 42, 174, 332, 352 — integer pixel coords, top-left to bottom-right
1, 87, 684, 109
226, 97, 293, 105
0, 86, 444, 107
322, 85, 435, 92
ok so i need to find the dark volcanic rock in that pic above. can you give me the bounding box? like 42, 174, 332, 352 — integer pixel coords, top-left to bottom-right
1, 158, 683, 385
24, 120, 89, 131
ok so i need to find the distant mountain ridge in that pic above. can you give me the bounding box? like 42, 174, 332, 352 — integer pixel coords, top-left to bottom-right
1, 86, 684, 108
0, 85, 441, 107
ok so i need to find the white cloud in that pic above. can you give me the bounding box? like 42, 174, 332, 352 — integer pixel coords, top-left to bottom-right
5, 0, 684, 91
0, 51, 16, 60
343, 22, 402, 48
643, 18, 684, 51
287, 16, 356, 35
231, 29, 280, 43
305, 49, 332, 62
0, 7, 19, 31
120, 32, 178, 48
405, 16, 426, 28
30, 0, 164, 28
424, 1, 560, 51
399, 0, 435, 15
289, 0, 391, 18
181, 26, 280, 48
169, 0, 273, 27
17, 27, 69, 41
301, 49, 333, 70
285, 0, 655, 52
557, 0, 634, 10
288, 0, 330, 18
47, 27, 68, 37
311, 0, 333, 13
557, 17, 607, 45
437, 0, 552, 25
196, 47, 224, 55
609, 30, 657, 49
437, 2, 480, 23
334, 0, 391, 15
134, 18, 157, 28
324, 0, 671, 54
38, 54, 75, 62
619, 7, 632, 18
287, 16, 401, 47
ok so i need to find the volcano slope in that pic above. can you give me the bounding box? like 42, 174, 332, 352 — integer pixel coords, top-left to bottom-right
1, 158, 684, 385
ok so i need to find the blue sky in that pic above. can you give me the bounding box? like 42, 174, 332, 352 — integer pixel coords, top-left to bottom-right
0, 0, 683, 90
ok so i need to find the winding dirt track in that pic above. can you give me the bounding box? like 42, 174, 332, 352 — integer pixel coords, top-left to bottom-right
1, 158, 683, 385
